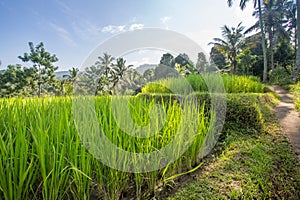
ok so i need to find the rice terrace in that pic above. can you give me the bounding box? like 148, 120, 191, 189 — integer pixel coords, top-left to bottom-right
1, 0, 300, 199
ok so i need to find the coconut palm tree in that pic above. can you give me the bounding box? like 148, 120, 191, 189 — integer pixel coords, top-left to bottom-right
63, 67, 79, 84
246, 0, 290, 71
293, 0, 300, 80
96, 53, 115, 77
227, 0, 268, 82
209, 23, 245, 72
110, 58, 132, 93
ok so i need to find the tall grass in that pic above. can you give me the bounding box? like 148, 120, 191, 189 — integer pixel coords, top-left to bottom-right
142, 74, 264, 94
291, 82, 300, 111
0, 96, 211, 199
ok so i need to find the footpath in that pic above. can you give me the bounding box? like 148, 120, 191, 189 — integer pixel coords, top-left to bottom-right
272, 85, 300, 166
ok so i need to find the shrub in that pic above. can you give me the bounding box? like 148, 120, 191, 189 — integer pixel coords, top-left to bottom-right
291, 82, 300, 111
141, 83, 172, 94
269, 66, 293, 86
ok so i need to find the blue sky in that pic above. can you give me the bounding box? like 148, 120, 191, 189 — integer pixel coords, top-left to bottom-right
0, 0, 256, 70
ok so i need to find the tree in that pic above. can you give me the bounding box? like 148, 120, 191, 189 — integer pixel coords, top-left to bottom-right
209, 23, 245, 73
96, 52, 115, 77
286, 0, 297, 51
80, 54, 131, 95
237, 48, 255, 74
143, 68, 155, 82
110, 58, 132, 93
210, 46, 227, 70
159, 53, 175, 67
18, 42, 59, 97
196, 52, 209, 72
246, 0, 291, 71
274, 40, 295, 73
61, 67, 79, 95
293, 0, 300, 80
174, 53, 195, 74
228, 0, 268, 82
0, 64, 36, 97
80, 65, 103, 95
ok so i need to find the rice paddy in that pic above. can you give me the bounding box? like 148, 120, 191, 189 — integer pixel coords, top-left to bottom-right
0, 75, 265, 199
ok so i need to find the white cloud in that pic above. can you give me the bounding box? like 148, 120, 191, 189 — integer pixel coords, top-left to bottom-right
129, 23, 144, 31
160, 16, 172, 29
101, 25, 126, 34
101, 23, 144, 34
160, 16, 171, 24
49, 22, 77, 47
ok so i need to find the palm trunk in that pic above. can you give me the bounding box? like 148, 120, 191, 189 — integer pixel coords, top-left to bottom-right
293, 0, 300, 80
258, 0, 268, 82
268, 26, 275, 71
38, 83, 41, 97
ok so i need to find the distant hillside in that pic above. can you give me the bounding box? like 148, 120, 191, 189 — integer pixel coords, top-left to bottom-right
135, 64, 157, 74
55, 71, 69, 79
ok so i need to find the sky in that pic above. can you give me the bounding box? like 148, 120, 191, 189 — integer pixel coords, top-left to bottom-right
0, 0, 257, 71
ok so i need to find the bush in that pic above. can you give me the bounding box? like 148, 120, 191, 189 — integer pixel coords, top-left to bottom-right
291, 82, 300, 111
141, 83, 172, 94
269, 66, 293, 86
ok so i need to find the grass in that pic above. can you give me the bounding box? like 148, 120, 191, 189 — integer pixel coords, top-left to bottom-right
165, 93, 300, 200
291, 82, 300, 111
142, 74, 264, 94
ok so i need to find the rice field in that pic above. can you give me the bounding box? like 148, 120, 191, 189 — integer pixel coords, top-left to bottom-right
0, 75, 264, 199
141, 74, 264, 94
0, 96, 215, 199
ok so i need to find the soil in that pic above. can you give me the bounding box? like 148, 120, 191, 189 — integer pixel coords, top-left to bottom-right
272, 85, 300, 166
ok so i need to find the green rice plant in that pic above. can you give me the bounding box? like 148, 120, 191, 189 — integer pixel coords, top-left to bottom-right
141, 74, 264, 94
0, 94, 212, 200
222, 74, 264, 93
0, 99, 37, 200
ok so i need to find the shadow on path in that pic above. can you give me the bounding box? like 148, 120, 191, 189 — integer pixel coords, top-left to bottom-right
272, 85, 300, 166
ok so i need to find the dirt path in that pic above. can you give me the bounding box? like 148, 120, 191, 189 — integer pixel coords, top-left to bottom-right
272, 85, 300, 165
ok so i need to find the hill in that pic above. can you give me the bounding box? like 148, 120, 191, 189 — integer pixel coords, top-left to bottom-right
135, 64, 157, 74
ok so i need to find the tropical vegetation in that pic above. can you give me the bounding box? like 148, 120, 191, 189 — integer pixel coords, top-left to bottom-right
1, 0, 300, 199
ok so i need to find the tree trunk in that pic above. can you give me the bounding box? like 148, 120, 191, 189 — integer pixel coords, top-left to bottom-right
268, 26, 275, 71
38, 83, 41, 97
258, 0, 268, 82
293, 0, 300, 81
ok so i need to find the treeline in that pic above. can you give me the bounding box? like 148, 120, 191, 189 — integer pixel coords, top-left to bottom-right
0, 41, 213, 97
213, 0, 299, 82
0, 42, 79, 97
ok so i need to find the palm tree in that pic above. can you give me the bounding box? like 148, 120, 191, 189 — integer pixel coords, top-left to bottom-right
209, 23, 245, 72
96, 53, 115, 77
61, 67, 79, 95
110, 58, 132, 93
63, 67, 79, 84
293, 0, 300, 80
246, 0, 290, 71
228, 0, 268, 82
286, 0, 296, 50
